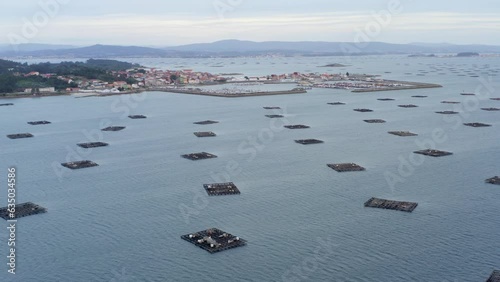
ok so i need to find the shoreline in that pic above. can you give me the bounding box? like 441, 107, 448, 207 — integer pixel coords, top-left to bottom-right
0, 79, 443, 99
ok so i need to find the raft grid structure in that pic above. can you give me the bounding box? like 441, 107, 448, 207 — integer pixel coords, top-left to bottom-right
0, 202, 47, 220
481, 108, 500, 111
463, 123, 491, 128
388, 131, 418, 137
364, 197, 418, 213
77, 142, 109, 148
181, 152, 218, 160
263, 106, 281, 110
194, 120, 219, 125
377, 98, 395, 101
295, 139, 324, 145
414, 149, 453, 157
102, 126, 126, 131
364, 119, 386, 123
28, 121, 51, 125
328, 102, 346, 105
265, 115, 284, 118
436, 111, 459, 115
354, 108, 373, 112
327, 163, 365, 172
203, 182, 241, 196
194, 132, 217, 137
128, 115, 147, 119
181, 228, 247, 254
7, 133, 34, 139
61, 160, 99, 170
0, 103, 14, 106
284, 125, 310, 129
398, 104, 418, 108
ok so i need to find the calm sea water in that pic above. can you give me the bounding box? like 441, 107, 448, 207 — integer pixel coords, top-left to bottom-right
1, 55, 499, 282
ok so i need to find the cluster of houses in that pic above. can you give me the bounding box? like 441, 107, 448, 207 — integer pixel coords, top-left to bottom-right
19, 66, 367, 94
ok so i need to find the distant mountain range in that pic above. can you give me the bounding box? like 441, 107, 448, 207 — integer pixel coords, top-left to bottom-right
2, 40, 500, 58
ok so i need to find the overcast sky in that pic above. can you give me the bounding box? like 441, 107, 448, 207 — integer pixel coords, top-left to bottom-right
1, 0, 500, 46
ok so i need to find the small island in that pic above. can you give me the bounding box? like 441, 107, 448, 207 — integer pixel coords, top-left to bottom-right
318, 63, 348, 67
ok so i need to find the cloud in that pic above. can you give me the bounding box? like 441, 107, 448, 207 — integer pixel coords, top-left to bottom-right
1, 10, 500, 45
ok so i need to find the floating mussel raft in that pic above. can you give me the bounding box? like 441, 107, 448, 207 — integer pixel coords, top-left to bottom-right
398, 104, 418, 108
412, 95, 427, 98
0, 202, 47, 220
354, 108, 373, 112
7, 133, 34, 139
102, 126, 126, 131
203, 182, 241, 196
194, 120, 219, 125
0, 103, 14, 106
441, 101, 461, 104
181, 228, 246, 254
464, 123, 492, 128
128, 115, 147, 119
28, 121, 51, 125
182, 152, 218, 160
487, 270, 500, 282
263, 106, 281, 109
364, 119, 386, 123
327, 163, 365, 172
364, 197, 418, 213
436, 111, 459, 114
461, 93, 476, 96
388, 131, 418, 137
194, 131, 217, 137
295, 139, 324, 145
328, 102, 346, 105
77, 142, 109, 148
284, 125, 310, 129
266, 115, 284, 118
377, 98, 395, 101
485, 176, 500, 185
482, 108, 500, 111
414, 149, 453, 157
490, 98, 500, 101
61, 160, 99, 170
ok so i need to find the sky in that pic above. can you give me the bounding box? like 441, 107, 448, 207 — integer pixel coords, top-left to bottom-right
1, 0, 500, 46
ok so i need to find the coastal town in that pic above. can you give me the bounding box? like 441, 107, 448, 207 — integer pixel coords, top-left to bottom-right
0, 59, 442, 98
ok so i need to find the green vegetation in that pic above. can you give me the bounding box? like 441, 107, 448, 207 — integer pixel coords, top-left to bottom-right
0, 58, 140, 94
